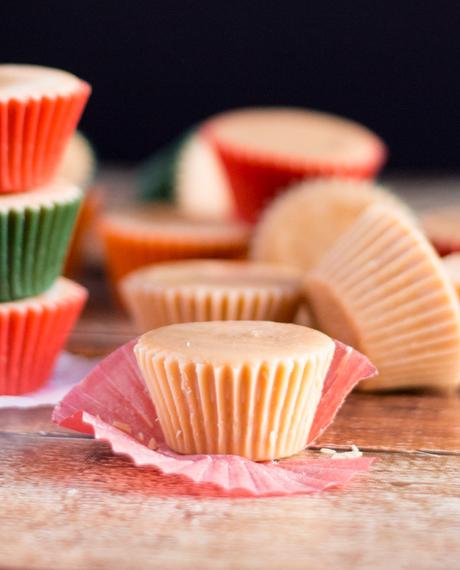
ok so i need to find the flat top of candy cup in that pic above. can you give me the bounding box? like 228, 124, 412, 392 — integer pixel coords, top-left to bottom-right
0, 64, 88, 102
0, 180, 82, 212
251, 178, 412, 271
205, 107, 385, 167
0, 277, 87, 313
122, 260, 302, 291
101, 204, 250, 241
135, 321, 335, 366
421, 207, 460, 242
0, 180, 82, 211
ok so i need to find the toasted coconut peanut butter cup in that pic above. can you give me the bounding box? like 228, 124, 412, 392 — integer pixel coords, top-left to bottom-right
135, 321, 336, 461
204, 108, 386, 222
251, 178, 412, 271
121, 260, 302, 331
304, 205, 460, 392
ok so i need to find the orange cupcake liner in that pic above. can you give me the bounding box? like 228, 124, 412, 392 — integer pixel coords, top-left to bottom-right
100, 219, 250, 287
203, 123, 386, 223
0, 83, 91, 192
0, 278, 88, 395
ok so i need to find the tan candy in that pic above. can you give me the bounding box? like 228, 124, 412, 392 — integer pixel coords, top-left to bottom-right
304, 205, 460, 392
206, 108, 385, 167
57, 131, 96, 189
121, 260, 302, 331
176, 134, 234, 221
251, 178, 412, 271
134, 321, 335, 460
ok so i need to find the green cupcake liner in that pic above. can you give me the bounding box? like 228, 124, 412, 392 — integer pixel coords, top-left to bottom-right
0, 195, 82, 302
138, 130, 194, 202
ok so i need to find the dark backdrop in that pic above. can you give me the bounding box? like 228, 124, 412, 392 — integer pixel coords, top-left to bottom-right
2, 1, 460, 170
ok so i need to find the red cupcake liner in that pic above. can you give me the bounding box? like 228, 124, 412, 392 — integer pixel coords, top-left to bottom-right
53, 339, 376, 497
420, 209, 460, 257
427, 238, 460, 257
0, 278, 88, 395
203, 118, 386, 223
0, 83, 91, 192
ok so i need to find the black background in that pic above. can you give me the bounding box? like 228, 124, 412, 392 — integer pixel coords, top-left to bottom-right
2, 1, 460, 170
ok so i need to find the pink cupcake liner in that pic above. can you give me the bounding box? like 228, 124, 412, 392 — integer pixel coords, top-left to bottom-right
53, 339, 376, 496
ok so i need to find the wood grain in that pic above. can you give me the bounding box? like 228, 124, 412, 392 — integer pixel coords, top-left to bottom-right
1, 433, 459, 570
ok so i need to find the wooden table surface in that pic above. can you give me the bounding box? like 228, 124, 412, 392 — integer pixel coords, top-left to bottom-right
1, 173, 460, 570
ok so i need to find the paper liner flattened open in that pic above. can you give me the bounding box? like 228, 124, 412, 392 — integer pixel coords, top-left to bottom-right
53, 339, 376, 497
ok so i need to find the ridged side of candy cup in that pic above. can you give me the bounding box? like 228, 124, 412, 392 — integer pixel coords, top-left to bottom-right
120, 260, 302, 331
134, 321, 336, 461
251, 178, 413, 271
304, 205, 460, 392
99, 205, 251, 287
0, 181, 82, 301
203, 108, 386, 223
0, 278, 87, 395
0, 65, 91, 192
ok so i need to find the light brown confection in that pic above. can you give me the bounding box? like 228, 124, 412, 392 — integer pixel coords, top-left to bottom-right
251, 178, 413, 271
304, 204, 460, 392
205, 108, 385, 169
121, 260, 302, 331
56, 131, 96, 189
175, 133, 234, 221
134, 321, 335, 460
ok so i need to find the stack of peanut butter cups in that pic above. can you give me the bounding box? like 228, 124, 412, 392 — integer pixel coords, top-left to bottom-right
0, 64, 91, 395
